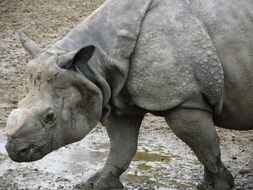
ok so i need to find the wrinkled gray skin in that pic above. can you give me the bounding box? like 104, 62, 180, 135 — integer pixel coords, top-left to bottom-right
5, 0, 253, 189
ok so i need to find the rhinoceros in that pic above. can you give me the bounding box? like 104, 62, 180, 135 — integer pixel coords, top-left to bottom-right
5, 0, 253, 189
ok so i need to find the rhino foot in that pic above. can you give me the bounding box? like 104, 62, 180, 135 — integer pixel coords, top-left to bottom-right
74, 170, 124, 190
92, 171, 124, 190
197, 167, 234, 190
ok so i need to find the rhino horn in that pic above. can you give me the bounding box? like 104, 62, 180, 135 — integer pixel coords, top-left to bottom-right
19, 31, 43, 58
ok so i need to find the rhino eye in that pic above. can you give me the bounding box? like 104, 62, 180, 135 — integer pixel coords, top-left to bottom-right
44, 112, 55, 124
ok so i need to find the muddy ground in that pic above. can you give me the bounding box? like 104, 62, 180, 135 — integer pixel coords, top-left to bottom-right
0, 0, 252, 189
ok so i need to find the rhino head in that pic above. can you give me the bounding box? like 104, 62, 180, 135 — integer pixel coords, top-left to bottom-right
5, 32, 103, 162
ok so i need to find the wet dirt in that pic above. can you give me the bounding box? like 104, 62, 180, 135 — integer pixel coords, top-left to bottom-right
0, 0, 253, 189
0, 118, 252, 190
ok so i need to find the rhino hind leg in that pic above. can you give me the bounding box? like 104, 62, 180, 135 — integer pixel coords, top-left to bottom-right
75, 113, 143, 190
165, 108, 234, 190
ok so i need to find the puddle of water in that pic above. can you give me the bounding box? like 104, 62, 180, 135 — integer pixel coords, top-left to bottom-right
0, 143, 6, 154
0, 135, 110, 178
36, 147, 108, 174
123, 173, 151, 183
0, 129, 200, 189
165, 179, 197, 189
0, 143, 8, 176
137, 163, 152, 171
133, 151, 179, 163
29, 139, 110, 175
121, 150, 190, 189
192, 159, 201, 165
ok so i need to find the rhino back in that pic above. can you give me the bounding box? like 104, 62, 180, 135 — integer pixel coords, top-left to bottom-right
127, 0, 224, 112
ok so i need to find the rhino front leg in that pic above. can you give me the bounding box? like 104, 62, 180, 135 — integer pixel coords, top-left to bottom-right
85, 113, 143, 190
165, 108, 234, 190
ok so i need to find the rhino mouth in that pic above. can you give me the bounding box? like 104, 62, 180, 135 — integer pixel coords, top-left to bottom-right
5, 141, 51, 162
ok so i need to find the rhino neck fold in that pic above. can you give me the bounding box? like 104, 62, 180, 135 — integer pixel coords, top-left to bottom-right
49, 0, 153, 118
72, 48, 132, 120
73, 50, 111, 107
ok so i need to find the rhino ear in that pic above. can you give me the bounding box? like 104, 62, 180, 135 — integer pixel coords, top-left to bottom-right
57, 45, 95, 69
19, 31, 43, 58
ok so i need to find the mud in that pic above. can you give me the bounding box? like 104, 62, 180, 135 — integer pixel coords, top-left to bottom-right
0, 0, 252, 189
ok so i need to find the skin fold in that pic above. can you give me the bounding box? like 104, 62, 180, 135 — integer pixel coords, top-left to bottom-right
5, 0, 253, 189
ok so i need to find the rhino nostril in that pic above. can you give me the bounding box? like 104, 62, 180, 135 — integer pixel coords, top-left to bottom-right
19, 147, 32, 158
5, 142, 13, 153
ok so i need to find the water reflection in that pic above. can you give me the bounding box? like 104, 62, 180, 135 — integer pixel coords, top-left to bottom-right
0, 129, 199, 189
